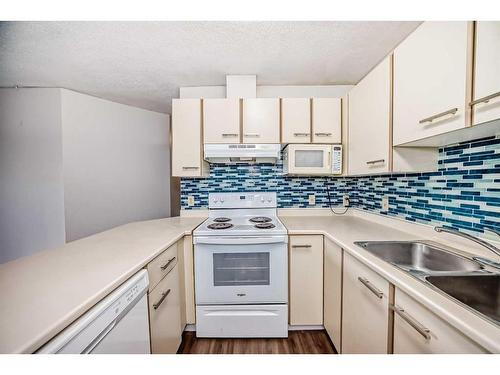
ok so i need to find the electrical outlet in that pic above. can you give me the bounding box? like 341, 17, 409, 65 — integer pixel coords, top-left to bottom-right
343, 195, 350, 207
187, 196, 195, 207
382, 196, 389, 211
308, 194, 316, 206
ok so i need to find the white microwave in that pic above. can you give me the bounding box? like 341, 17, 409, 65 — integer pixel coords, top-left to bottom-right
283, 144, 342, 176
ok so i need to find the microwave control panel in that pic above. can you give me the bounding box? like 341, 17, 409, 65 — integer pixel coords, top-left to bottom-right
332, 145, 342, 175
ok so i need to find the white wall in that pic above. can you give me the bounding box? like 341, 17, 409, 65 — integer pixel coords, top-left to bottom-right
0, 88, 66, 264
61, 89, 171, 241
179, 84, 353, 99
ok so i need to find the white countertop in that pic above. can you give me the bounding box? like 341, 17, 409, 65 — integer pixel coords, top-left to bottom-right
280, 209, 500, 353
2, 209, 499, 353
0, 216, 205, 354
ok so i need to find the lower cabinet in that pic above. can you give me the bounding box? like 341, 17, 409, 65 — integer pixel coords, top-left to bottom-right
323, 238, 343, 351
393, 289, 487, 354
342, 252, 390, 353
289, 235, 324, 325
148, 252, 182, 354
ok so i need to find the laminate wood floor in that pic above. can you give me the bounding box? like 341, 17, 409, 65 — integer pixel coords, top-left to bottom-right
177, 330, 337, 354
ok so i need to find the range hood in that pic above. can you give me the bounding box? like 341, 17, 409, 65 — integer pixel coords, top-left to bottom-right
204, 144, 281, 164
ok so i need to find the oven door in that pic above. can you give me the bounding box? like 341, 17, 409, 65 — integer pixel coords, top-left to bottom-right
194, 236, 288, 305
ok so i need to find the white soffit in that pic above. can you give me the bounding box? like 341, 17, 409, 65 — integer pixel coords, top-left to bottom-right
0, 21, 421, 114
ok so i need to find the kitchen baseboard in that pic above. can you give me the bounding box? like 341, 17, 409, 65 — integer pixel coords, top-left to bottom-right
288, 325, 325, 331
183, 324, 325, 332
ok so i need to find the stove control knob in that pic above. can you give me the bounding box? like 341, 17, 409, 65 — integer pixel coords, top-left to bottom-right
267, 198, 272, 203
261, 197, 265, 203
220, 198, 225, 203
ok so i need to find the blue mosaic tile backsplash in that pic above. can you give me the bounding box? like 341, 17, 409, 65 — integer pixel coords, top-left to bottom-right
181, 136, 500, 234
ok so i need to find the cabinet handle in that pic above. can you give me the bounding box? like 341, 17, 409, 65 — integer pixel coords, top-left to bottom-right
469, 91, 500, 106
390, 304, 431, 340
222, 133, 239, 137
160, 257, 176, 271
315, 132, 332, 136
293, 133, 310, 137
419, 108, 458, 124
182, 166, 199, 170
358, 277, 383, 299
366, 159, 385, 165
153, 289, 171, 310
292, 244, 312, 248
244, 133, 260, 137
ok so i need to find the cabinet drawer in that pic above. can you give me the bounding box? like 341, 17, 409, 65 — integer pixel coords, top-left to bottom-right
148, 264, 182, 354
147, 242, 178, 292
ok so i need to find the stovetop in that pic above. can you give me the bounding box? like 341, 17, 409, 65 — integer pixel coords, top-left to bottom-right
194, 209, 287, 237
193, 192, 287, 237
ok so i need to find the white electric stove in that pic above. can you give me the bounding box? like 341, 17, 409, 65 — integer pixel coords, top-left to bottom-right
193, 192, 288, 338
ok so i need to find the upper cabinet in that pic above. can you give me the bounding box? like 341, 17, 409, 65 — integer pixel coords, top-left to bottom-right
348, 56, 392, 175
312, 98, 342, 143
203, 98, 240, 143
281, 98, 311, 143
171, 99, 208, 177
393, 22, 471, 146
472, 22, 500, 126
242, 98, 280, 143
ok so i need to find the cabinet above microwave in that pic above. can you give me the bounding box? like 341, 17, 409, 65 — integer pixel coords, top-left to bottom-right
283, 144, 342, 176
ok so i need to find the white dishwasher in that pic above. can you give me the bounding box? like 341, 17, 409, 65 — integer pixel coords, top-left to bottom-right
37, 270, 151, 354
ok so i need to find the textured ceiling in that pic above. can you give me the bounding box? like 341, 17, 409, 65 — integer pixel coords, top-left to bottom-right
0, 21, 421, 114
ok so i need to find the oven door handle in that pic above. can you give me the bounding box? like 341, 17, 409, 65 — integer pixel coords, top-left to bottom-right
194, 236, 287, 245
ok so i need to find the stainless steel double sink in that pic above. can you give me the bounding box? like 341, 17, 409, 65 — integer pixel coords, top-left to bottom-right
354, 241, 500, 326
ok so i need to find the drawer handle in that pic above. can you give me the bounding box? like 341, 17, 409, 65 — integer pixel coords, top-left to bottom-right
315, 132, 332, 136
390, 304, 431, 340
182, 166, 199, 170
153, 289, 171, 310
160, 257, 176, 271
358, 277, 383, 299
293, 133, 310, 137
244, 133, 260, 137
469, 91, 500, 106
419, 108, 458, 124
291, 244, 312, 248
222, 133, 239, 137
366, 159, 385, 165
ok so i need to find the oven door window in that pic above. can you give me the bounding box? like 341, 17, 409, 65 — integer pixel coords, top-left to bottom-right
213, 252, 270, 286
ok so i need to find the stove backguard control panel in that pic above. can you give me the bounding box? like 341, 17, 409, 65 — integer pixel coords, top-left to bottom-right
209, 192, 277, 209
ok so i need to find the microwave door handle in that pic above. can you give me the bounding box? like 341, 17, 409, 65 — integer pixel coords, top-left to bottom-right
194, 237, 286, 245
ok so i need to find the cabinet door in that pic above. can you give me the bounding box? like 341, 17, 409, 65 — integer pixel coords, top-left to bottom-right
282, 98, 311, 143
473, 21, 500, 126
393, 289, 487, 354
203, 98, 240, 143
393, 22, 470, 145
342, 252, 389, 353
289, 235, 323, 325
348, 56, 391, 175
148, 265, 182, 354
172, 99, 204, 177
323, 238, 343, 351
312, 98, 342, 143
242, 98, 280, 143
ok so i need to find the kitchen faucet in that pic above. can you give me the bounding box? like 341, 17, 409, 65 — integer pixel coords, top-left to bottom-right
434, 226, 500, 268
